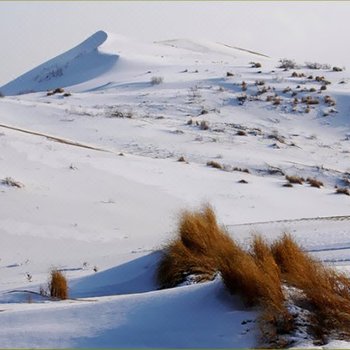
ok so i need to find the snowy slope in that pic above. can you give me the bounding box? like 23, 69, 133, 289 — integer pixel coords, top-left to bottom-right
0, 30, 349, 348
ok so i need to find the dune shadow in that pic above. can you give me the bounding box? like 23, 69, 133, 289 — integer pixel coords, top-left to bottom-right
70, 251, 162, 298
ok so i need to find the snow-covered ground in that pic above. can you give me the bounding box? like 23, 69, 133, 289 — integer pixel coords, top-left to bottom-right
0, 30, 349, 348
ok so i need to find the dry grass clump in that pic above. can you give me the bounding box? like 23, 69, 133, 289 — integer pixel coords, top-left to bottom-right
199, 120, 209, 130
278, 59, 298, 70
335, 187, 350, 196
150, 76, 163, 85
158, 207, 350, 346
1, 177, 24, 188
251, 62, 262, 68
157, 206, 294, 346
307, 177, 324, 188
291, 71, 305, 78
206, 160, 223, 169
48, 269, 68, 300
324, 95, 336, 106
271, 234, 350, 341
157, 206, 233, 288
301, 96, 319, 105
157, 239, 217, 288
272, 97, 281, 106
286, 175, 304, 184
333, 66, 343, 72
232, 166, 250, 174
305, 62, 330, 70
255, 80, 265, 86
236, 130, 247, 136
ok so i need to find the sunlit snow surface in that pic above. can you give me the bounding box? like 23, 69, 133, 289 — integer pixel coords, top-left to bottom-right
0, 31, 349, 348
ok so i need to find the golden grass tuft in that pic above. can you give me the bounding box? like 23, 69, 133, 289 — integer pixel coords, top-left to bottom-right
157, 205, 230, 288
157, 207, 350, 345
206, 160, 222, 170
271, 233, 350, 341
48, 269, 68, 300
307, 177, 324, 188
336, 187, 350, 196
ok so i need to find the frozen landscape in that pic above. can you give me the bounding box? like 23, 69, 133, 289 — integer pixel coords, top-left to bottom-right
0, 29, 350, 348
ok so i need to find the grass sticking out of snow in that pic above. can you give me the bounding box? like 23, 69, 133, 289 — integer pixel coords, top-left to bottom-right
158, 206, 350, 347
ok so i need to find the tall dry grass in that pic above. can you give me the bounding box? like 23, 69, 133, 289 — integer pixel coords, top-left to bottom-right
48, 269, 68, 300
157, 206, 350, 345
272, 233, 350, 341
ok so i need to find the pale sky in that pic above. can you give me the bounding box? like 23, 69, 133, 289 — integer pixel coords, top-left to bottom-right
1, 1, 350, 85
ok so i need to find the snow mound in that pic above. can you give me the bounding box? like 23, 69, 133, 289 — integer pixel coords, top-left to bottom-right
0, 30, 118, 95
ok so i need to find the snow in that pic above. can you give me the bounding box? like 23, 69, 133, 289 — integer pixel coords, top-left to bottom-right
0, 30, 349, 347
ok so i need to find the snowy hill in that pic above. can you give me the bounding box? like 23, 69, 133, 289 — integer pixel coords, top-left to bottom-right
0, 31, 118, 95
0, 31, 272, 95
0, 30, 350, 348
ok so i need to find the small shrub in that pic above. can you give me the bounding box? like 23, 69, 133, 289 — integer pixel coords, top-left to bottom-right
268, 131, 285, 143
336, 187, 350, 196
53, 87, 64, 94
177, 156, 186, 162
278, 58, 298, 70
150, 76, 163, 85
315, 76, 325, 82
283, 87, 291, 94
226, 71, 234, 77
320, 85, 327, 91
286, 175, 304, 184
233, 167, 250, 174
63, 92, 71, 97
283, 182, 293, 187
107, 109, 133, 119
238, 179, 248, 184
1, 177, 24, 188
272, 97, 281, 106
199, 120, 209, 130
291, 71, 304, 78
206, 160, 222, 169
0, 91, 4, 98
236, 130, 247, 136
241, 81, 247, 91
332, 66, 343, 72
324, 95, 336, 106
309, 87, 317, 92
307, 177, 324, 188
251, 62, 262, 68
255, 80, 265, 86
237, 94, 247, 104
48, 269, 68, 300
302, 96, 319, 105
305, 62, 331, 70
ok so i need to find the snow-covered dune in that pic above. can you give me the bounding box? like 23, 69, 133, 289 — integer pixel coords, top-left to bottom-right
0, 31, 118, 95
